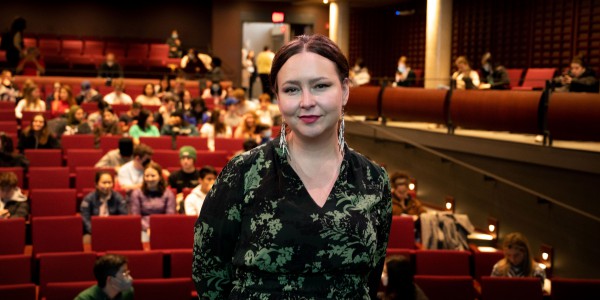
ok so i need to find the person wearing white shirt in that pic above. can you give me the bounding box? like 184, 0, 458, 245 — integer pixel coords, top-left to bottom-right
103, 78, 133, 105
184, 166, 217, 216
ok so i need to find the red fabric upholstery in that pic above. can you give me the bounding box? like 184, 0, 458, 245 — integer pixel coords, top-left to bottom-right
0, 218, 26, 255
65, 149, 103, 174
414, 275, 475, 300
25, 150, 63, 167
108, 250, 164, 279
480, 276, 543, 300
175, 136, 209, 151
91, 215, 143, 252
151, 149, 180, 169
472, 250, 505, 280
0, 284, 36, 300
133, 278, 193, 300
0, 254, 31, 284
0, 167, 24, 189
32, 216, 83, 255
140, 136, 174, 150
415, 250, 471, 276
149, 215, 197, 250
38, 252, 97, 297
214, 137, 246, 154
29, 188, 77, 217
195, 150, 229, 168
28, 167, 70, 189
388, 215, 416, 249
61, 135, 96, 151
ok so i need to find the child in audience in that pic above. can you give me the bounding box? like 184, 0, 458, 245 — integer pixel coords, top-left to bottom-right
130, 162, 175, 242
80, 171, 128, 236
0, 171, 29, 219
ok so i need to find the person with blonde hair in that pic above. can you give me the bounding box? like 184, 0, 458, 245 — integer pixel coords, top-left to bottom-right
15, 83, 45, 120
491, 232, 546, 287
451, 56, 480, 90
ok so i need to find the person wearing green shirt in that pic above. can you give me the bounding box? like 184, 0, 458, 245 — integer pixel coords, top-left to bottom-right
128, 109, 159, 143
75, 254, 134, 300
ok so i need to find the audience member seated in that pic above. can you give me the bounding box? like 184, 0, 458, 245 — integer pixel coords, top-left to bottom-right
390, 172, 426, 220
17, 113, 60, 153
97, 52, 124, 80
394, 56, 416, 87
14, 83, 45, 121
187, 98, 209, 126
45, 81, 61, 107
135, 83, 161, 106
379, 255, 428, 300
491, 232, 546, 288
75, 253, 133, 300
234, 111, 262, 144
103, 78, 133, 105
231, 137, 259, 158
350, 57, 371, 86
15, 46, 45, 76
0, 70, 18, 103
156, 94, 177, 128
552, 55, 600, 93
184, 165, 217, 216
255, 93, 275, 127
95, 137, 133, 172
168, 146, 200, 194
130, 162, 175, 241
177, 89, 194, 116
80, 171, 128, 236
160, 110, 198, 137
180, 48, 210, 80
200, 79, 226, 105
51, 84, 77, 118
479, 52, 510, 90
451, 56, 480, 90
119, 102, 141, 133
166, 29, 183, 58
116, 143, 154, 192
0, 133, 29, 169
0, 171, 29, 219
76, 80, 102, 104
92, 108, 122, 144
223, 97, 242, 128
62, 105, 93, 136
231, 87, 258, 116
200, 108, 232, 151
128, 109, 159, 143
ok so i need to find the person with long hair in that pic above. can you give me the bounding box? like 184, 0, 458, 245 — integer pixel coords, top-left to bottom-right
63, 105, 92, 136
381, 255, 428, 300
128, 109, 159, 143
130, 162, 175, 239
193, 34, 392, 299
17, 113, 60, 153
51, 84, 76, 118
80, 171, 128, 235
491, 232, 546, 287
233, 111, 261, 143
14, 83, 45, 120
199, 108, 232, 151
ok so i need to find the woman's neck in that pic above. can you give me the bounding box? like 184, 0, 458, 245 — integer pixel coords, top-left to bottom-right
287, 130, 341, 163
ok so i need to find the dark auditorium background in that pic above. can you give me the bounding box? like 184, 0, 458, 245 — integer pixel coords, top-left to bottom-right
1, 0, 599, 280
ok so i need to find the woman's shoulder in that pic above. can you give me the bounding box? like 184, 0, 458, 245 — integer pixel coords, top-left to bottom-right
346, 147, 388, 176
223, 140, 274, 172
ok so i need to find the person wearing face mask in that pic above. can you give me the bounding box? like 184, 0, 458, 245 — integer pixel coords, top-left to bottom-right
75, 254, 134, 300
166, 29, 182, 58
17, 113, 60, 153
116, 143, 154, 192
97, 52, 124, 80
394, 56, 416, 87
80, 171, 128, 236
130, 162, 175, 241
491, 232, 546, 289
478, 52, 510, 90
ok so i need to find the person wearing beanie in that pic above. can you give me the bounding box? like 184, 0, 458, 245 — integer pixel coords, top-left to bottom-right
168, 146, 201, 212
95, 137, 134, 172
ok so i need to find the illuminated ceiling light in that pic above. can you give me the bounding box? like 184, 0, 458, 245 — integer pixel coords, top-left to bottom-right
323, 0, 329, 4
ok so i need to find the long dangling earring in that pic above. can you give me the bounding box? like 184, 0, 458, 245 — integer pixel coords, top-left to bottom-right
338, 108, 345, 156
280, 121, 289, 159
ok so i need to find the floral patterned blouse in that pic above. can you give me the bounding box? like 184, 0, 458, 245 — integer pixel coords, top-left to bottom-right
193, 139, 392, 299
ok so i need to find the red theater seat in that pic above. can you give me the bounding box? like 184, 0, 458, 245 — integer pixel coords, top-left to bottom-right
415, 250, 471, 276
195, 150, 229, 168
0, 218, 26, 255
414, 275, 475, 300
480, 276, 543, 300
108, 250, 164, 279
28, 167, 70, 189
65, 149, 103, 174
25, 149, 63, 167
0, 167, 24, 189
152, 149, 180, 169
38, 252, 97, 297
388, 215, 417, 250
513, 68, 556, 90
32, 216, 83, 255
214, 137, 246, 154
176, 135, 209, 151
0, 254, 31, 284
149, 215, 197, 250
471, 249, 505, 280
29, 188, 77, 217
91, 215, 143, 252
140, 136, 174, 150
133, 278, 192, 300
61, 135, 96, 151
0, 284, 36, 300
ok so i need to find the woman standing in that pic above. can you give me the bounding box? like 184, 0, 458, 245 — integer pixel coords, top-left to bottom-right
193, 34, 392, 299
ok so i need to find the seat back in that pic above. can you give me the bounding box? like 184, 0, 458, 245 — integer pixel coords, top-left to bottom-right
414, 275, 475, 300
472, 250, 505, 280
214, 137, 246, 154
195, 150, 229, 168
61, 134, 96, 151
551, 278, 600, 300
28, 167, 70, 189
480, 276, 543, 300
65, 149, 103, 174
415, 250, 471, 276
520, 68, 556, 89
149, 215, 197, 250
140, 136, 174, 150
506, 68, 525, 88
91, 215, 143, 251
388, 216, 416, 249
75, 167, 116, 199
99, 135, 128, 154
32, 216, 83, 255
0, 284, 36, 300
108, 250, 164, 279
133, 278, 193, 300
151, 149, 180, 169
175, 136, 209, 151
170, 249, 193, 278
29, 188, 77, 217
0, 217, 26, 255
25, 149, 63, 167
38, 252, 97, 297
0, 167, 24, 189
0, 254, 31, 284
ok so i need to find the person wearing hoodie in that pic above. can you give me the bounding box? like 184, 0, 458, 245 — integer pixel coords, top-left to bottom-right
184, 165, 217, 216
0, 171, 29, 219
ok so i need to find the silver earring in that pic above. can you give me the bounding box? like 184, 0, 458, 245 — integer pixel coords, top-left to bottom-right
280, 122, 289, 159
338, 109, 345, 155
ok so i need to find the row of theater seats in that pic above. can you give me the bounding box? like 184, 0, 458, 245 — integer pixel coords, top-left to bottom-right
0, 215, 197, 299
347, 85, 600, 143
0, 36, 181, 74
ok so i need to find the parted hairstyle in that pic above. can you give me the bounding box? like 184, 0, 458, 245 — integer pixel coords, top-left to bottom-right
94, 254, 128, 288
269, 34, 350, 95
496, 232, 537, 277
0, 171, 19, 189
141, 162, 166, 195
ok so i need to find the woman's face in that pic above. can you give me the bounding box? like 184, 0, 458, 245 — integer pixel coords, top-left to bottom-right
144, 167, 160, 189
103, 111, 114, 123
59, 88, 68, 100
276, 52, 348, 141
146, 114, 155, 125
505, 244, 527, 266
75, 109, 85, 122
244, 114, 255, 127
32, 115, 44, 131
144, 84, 154, 96
31, 87, 40, 99
96, 173, 114, 195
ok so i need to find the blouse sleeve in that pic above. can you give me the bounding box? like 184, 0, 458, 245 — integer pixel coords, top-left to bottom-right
130, 189, 142, 216
115, 192, 129, 215
368, 167, 393, 299
192, 155, 245, 300
165, 189, 176, 214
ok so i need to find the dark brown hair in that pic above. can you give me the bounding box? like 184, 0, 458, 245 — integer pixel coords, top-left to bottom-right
23, 113, 51, 145
269, 34, 350, 94
141, 162, 166, 195
94, 254, 128, 288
